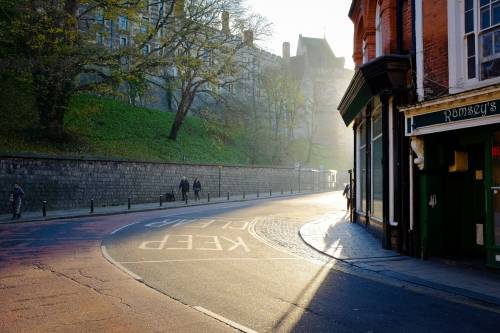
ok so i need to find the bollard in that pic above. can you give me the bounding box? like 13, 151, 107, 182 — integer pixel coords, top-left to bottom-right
291, 188, 293, 194
160, 195, 163, 207
90, 199, 94, 213
243, 191, 245, 199
281, 189, 283, 195
128, 197, 131, 210
227, 192, 230, 200
257, 190, 259, 198
208, 192, 210, 202
185, 195, 188, 205
42, 200, 47, 217
270, 189, 272, 197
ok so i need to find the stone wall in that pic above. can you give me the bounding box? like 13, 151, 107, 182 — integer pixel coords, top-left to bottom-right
0, 156, 336, 214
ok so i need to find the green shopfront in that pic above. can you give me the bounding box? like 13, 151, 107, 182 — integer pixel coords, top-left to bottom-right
403, 86, 500, 268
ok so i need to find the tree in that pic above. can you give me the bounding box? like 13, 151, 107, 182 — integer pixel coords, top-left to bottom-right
0, 0, 172, 140
145, 0, 271, 141
258, 65, 303, 164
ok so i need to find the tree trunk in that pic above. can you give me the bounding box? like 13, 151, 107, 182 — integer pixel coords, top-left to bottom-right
34, 69, 72, 141
168, 115, 183, 141
168, 100, 187, 141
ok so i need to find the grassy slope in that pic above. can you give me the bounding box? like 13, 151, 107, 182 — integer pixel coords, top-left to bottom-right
0, 92, 248, 165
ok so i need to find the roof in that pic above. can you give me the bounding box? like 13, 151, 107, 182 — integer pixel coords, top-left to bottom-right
298, 36, 339, 68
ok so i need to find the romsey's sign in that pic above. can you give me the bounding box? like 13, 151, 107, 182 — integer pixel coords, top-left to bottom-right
406, 99, 500, 136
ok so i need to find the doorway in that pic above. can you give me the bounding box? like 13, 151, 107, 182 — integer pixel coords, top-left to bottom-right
441, 144, 486, 259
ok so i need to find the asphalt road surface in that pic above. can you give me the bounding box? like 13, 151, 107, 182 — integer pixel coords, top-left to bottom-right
103, 194, 500, 333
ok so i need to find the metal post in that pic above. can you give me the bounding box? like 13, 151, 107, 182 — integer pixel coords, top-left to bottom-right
185, 195, 188, 205
160, 195, 163, 207
42, 201, 47, 217
257, 190, 259, 198
281, 189, 283, 195
90, 199, 94, 213
227, 192, 230, 200
298, 166, 301, 192
243, 191, 245, 199
291, 188, 293, 194
348, 169, 353, 223
208, 192, 210, 202
270, 189, 272, 197
128, 197, 131, 210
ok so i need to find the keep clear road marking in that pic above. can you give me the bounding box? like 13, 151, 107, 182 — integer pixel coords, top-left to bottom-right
138, 235, 250, 252
193, 306, 259, 333
119, 257, 301, 264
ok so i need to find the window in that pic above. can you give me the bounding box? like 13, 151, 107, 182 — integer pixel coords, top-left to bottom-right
465, 0, 500, 81
118, 15, 128, 31
371, 113, 383, 220
96, 33, 103, 45
141, 17, 149, 33
362, 39, 368, 63
359, 122, 367, 213
120, 37, 128, 48
375, 3, 382, 57
95, 10, 104, 25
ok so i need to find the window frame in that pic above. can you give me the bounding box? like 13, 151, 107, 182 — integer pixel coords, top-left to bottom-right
449, 0, 500, 93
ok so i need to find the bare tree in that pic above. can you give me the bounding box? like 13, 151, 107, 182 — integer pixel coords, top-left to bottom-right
144, 0, 271, 141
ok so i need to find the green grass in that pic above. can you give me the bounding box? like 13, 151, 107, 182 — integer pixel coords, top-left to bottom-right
0, 92, 248, 165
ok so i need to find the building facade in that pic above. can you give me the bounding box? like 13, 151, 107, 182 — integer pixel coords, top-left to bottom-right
286, 36, 354, 175
339, 0, 500, 268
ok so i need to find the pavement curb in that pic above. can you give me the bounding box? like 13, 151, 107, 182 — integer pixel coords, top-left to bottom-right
0, 191, 314, 225
299, 219, 500, 310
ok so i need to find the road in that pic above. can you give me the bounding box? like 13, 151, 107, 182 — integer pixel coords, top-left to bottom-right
2, 193, 500, 332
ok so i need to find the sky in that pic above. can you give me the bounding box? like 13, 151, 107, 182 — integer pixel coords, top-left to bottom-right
245, 0, 354, 69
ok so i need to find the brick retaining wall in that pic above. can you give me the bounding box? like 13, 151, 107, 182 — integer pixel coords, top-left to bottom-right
0, 156, 336, 214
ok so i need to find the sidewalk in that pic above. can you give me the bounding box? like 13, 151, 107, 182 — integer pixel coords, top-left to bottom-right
300, 212, 500, 308
0, 190, 310, 224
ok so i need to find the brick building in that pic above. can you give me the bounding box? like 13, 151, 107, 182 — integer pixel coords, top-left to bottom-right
339, 0, 500, 269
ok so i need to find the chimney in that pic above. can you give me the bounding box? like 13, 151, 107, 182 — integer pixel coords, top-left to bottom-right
222, 11, 230, 34
243, 30, 253, 47
174, 0, 184, 17
282, 42, 290, 61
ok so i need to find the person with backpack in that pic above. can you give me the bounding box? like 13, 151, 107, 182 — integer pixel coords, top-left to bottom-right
193, 178, 201, 201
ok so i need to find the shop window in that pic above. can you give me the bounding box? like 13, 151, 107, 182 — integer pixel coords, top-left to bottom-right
371, 114, 383, 220
493, 131, 500, 245
359, 123, 367, 213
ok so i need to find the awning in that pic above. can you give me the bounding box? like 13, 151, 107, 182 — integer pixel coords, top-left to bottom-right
338, 55, 410, 126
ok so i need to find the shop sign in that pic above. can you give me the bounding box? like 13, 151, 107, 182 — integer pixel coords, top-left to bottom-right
406, 99, 500, 136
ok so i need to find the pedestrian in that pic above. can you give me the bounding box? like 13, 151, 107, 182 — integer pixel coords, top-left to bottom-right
193, 178, 201, 201
12, 182, 24, 219
179, 176, 190, 202
342, 183, 351, 211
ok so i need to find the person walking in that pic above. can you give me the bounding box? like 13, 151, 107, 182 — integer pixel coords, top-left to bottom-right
193, 178, 201, 201
342, 183, 351, 211
12, 182, 24, 219
179, 176, 190, 202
